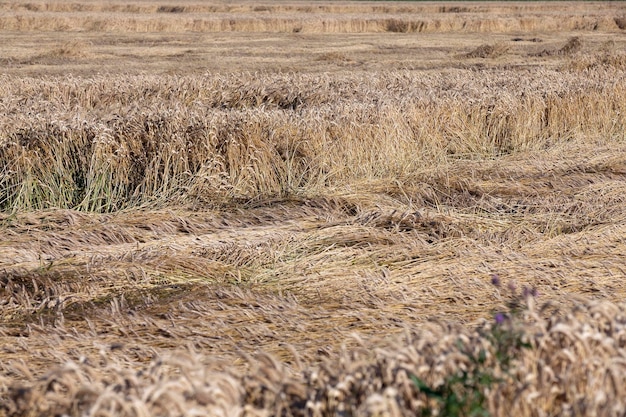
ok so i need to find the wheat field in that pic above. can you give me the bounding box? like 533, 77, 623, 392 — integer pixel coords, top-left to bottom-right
1, 1, 626, 416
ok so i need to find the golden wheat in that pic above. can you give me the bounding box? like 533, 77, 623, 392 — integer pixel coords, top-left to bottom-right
0, 1, 624, 34
1, 66, 625, 212
2, 296, 626, 417
2, 2, 626, 416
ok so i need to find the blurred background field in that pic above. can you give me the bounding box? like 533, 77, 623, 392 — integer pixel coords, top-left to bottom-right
0, 1, 625, 74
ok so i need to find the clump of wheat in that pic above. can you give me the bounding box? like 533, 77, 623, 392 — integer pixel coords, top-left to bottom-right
1, 67, 624, 212
0, 1, 623, 34
2, 296, 625, 417
465, 42, 510, 59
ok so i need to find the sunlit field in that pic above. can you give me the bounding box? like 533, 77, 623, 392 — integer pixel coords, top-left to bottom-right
1, 1, 626, 416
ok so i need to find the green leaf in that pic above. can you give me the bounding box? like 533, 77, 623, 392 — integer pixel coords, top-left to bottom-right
411, 375, 444, 400
478, 348, 487, 364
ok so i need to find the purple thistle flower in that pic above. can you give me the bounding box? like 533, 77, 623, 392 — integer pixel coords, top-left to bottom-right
494, 312, 507, 325
491, 274, 501, 287
523, 286, 539, 298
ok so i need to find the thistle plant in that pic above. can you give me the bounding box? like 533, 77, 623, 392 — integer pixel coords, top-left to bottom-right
412, 276, 536, 417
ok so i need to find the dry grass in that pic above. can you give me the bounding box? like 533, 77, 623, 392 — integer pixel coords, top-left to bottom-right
0, 0, 624, 34
2, 1, 626, 416
1, 69, 625, 211
465, 42, 510, 59
0, 1, 624, 75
